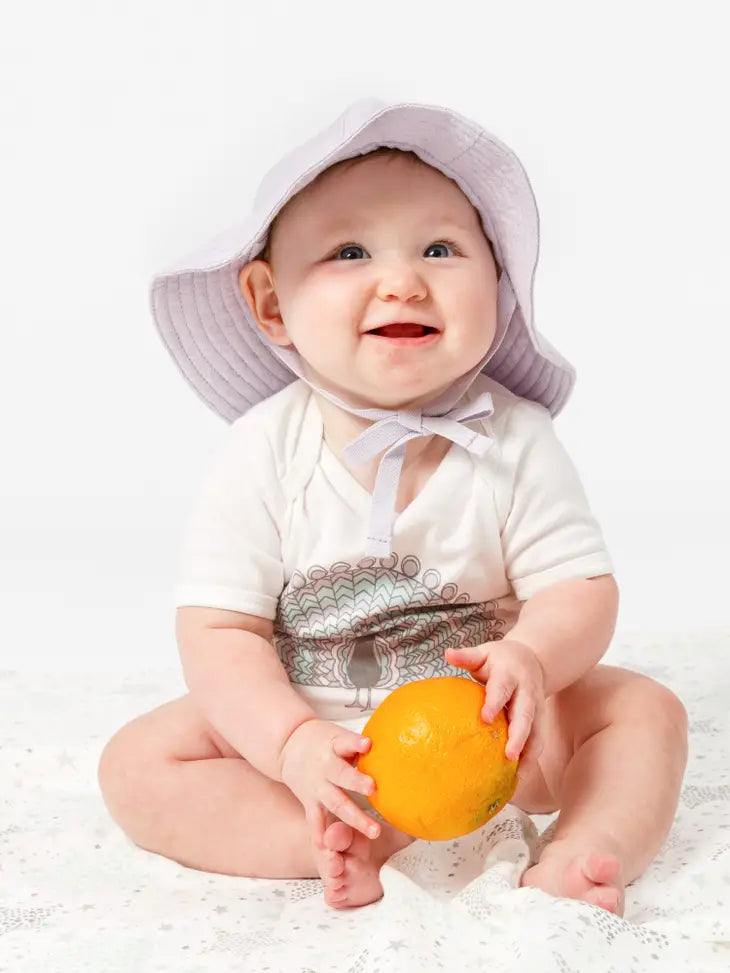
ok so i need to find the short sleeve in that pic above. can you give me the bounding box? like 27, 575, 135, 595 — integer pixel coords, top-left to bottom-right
173, 414, 285, 619
500, 399, 614, 601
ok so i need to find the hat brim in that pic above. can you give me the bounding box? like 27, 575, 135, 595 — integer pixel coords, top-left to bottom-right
150, 99, 575, 421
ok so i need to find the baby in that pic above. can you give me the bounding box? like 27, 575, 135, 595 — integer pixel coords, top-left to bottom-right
98, 99, 688, 916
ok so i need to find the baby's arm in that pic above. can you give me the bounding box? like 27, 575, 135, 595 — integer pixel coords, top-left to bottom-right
448, 573, 618, 764
498, 395, 619, 698
507, 573, 619, 697
176, 605, 319, 781
176, 605, 380, 838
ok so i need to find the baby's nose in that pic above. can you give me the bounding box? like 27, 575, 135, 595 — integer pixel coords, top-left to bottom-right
375, 263, 428, 302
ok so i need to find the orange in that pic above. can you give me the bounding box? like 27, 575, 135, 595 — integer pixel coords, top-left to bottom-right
356, 676, 519, 841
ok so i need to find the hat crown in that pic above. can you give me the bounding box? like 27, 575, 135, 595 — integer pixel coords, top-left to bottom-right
253, 97, 390, 216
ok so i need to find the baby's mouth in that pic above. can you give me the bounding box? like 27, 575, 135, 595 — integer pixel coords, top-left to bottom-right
367, 323, 439, 338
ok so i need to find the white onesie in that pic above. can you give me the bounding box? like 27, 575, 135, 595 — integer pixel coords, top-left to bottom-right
174, 371, 614, 736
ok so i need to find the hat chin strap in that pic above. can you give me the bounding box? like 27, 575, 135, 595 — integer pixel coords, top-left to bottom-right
267, 271, 517, 556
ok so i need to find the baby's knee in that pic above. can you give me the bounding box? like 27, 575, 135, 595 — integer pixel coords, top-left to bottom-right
97, 713, 165, 825
639, 679, 688, 744
613, 673, 689, 763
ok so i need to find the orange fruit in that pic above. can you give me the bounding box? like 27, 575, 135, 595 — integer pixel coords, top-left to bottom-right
356, 676, 519, 841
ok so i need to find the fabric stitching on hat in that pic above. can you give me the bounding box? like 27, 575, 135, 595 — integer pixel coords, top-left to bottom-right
158, 277, 239, 420
444, 128, 484, 167
173, 274, 245, 416
202, 269, 259, 380
486, 330, 524, 377
525, 356, 553, 404
493, 325, 531, 383
193, 270, 256, 403
185, 270, 253, 412
149, 283, 223, 416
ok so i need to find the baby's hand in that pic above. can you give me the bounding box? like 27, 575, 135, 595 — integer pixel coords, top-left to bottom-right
277, 719, 380, 848
444, 640, 546, 772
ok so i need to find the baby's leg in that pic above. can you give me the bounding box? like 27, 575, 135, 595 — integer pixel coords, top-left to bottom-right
98, 694, 317, 877
512, 664, 688, 915
97, 694, 409, 891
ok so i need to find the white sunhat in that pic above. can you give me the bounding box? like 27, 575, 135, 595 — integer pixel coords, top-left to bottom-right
149, 97, 576, 557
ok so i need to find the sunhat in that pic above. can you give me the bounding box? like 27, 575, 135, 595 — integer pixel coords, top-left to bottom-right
149, 97, 576, 556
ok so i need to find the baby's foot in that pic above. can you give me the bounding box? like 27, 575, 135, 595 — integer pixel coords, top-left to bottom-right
520, 844, 625, 915
312, 814, 414, 909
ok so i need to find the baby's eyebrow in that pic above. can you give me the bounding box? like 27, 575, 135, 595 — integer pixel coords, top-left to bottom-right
318, 215, 474, 236
426, 216, 475, 234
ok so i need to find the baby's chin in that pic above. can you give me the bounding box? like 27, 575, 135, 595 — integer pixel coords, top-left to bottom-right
327, 383, 451, 412
302, 366, 463, 412
372, 389, 447, 410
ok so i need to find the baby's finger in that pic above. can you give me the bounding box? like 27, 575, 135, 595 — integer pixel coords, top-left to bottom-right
504, 689, 537, 760
518, 711, 546, 771
332, 734, 375, 794
482, 674, 517, 723
445, 646, 488, 670
322, 782, 381, 839
333, 732, 372, 761
330, 754, 376, 798
517, 729, 544, 776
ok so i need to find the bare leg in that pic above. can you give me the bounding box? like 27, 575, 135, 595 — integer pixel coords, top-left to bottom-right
518, 668, 688, 915
98, 695, 413, 904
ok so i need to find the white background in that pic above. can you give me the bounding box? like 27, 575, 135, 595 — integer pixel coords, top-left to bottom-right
1, 1, 728, 671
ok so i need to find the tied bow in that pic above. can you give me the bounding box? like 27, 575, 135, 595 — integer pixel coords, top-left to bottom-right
341, 390, 495, 556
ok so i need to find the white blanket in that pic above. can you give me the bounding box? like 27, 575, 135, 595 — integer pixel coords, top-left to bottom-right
2, 629, 729, 971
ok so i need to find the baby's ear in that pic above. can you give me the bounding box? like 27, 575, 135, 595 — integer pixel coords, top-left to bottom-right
238, 261, 292, 346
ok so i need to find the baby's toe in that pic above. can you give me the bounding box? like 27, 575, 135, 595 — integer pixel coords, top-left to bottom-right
585, 884, 623, 915
324, 848, 346, 879
340, 827, 375, 861
583, 852, 622, 887
324, 886, 349, 908
323, 820, 356, 853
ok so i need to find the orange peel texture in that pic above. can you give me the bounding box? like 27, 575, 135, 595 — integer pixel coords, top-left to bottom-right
357, 676, 519, 841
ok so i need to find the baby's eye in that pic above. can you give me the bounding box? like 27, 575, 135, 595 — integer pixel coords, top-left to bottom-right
332, 240, 460, 261
335, 244, 367, 260
424, 241, 458, 258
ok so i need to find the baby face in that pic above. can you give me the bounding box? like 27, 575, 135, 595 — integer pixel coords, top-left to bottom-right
239, 152, 500, 411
